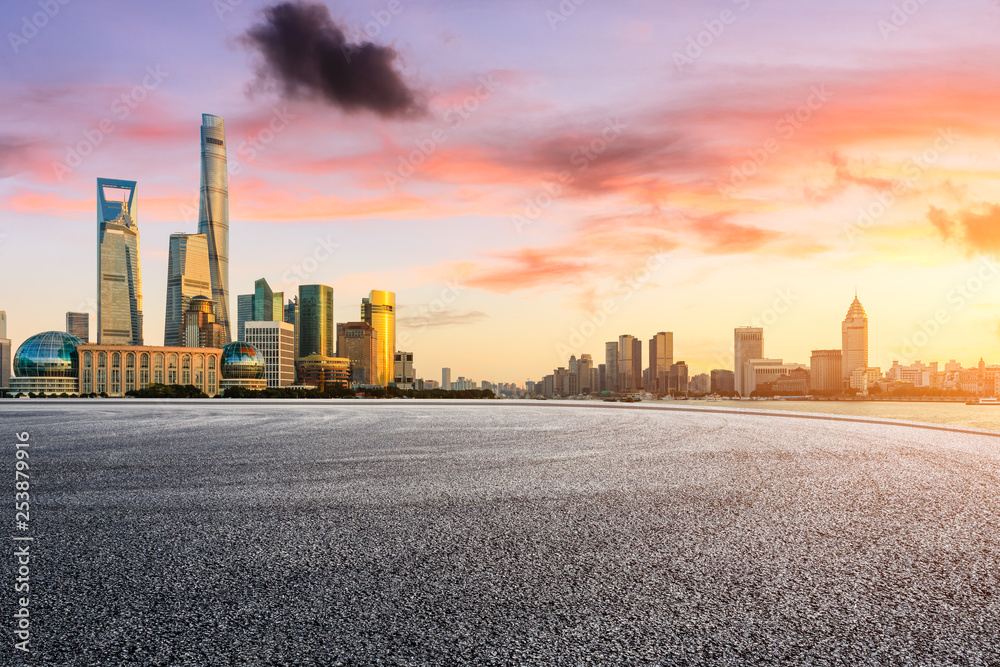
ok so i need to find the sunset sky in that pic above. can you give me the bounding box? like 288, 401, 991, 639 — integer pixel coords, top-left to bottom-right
3, 0, 1000, 383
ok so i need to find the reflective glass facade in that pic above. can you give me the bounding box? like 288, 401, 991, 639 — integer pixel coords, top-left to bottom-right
361, 290, 395, 387
298, 285, 334, 358
97, 178, 143, 345
66, 312, 90, 343
254, 278, 274, 322
164, 233, 211, 346
14, 331, 82, 378
199, 114, 231, 343
220, 342, 265, 379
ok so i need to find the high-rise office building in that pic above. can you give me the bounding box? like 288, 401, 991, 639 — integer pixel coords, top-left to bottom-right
245, 320, 295, 387
198, 113, 231, 343
254, 278, 274, 322
394, 351, 414, 388
284, 297, 299, 360
442, 367, 451, 390
237, 294, 254, 342
164, 233, 211, 346
842, 294, 868, 384
337, 321, 378, 384
668, 361, 689, 393
648, 332, 673, 393
182, 296, 225, 348
578, 353, 594, 393
97, 178, 142, 345
298, 285, 335, 358
618, 335, 642, 392
605, 341, 619, 393
811, 349, 843, 394
734, 327, 764, 397
362, 290, 396, 387
238, 278, 283, 341
710, 369, 735, 394
0, 311, 7, 390
66, 312, 90, 343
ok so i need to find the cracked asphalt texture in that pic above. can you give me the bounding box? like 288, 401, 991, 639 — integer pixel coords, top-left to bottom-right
3, 400, 999, 665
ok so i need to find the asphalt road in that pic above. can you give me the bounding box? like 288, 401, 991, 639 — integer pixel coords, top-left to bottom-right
2, 401, 999, 665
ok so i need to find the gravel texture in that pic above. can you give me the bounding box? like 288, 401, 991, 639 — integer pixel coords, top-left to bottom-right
3, 400, 1000, 665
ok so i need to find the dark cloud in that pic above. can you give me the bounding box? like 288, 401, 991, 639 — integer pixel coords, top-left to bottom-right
243, 1, 423, 118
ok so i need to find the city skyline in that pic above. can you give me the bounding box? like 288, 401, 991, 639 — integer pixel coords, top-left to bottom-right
4, 1, 1000, 382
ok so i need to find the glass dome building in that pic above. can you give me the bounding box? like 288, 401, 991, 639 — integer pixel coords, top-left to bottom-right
14, 331, 83, 377
220, 342, 265, 380
9, 331, 83, 395
218, 341, 268, 393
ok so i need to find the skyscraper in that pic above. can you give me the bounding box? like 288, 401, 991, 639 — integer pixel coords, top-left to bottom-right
442, 367, 452, 390
284, 297, 299, 360
182, 296, 225, 348
254, 278, 274, 322
362, 290, 396, 387
237, 294, 254, 342
0, 311, 9, 390
198, 113, 231, 343
578, 353, 593, 393
164, 233, 211, 346
734, 327, 764, 397
237, 278, 283, 341
66, 312, 90, 343
338, 322, 378, 385
298, 285, 335, 358
648, 332, 673, 393
842, 294, 868, 384
605, 341, 619, 393
811, 349, 843, 394
97, 178, 142, 345
618, 335, 642, 392
245, 320, 296, 388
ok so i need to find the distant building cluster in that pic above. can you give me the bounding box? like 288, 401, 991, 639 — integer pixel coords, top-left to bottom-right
533, 332, 697, 399
1, 114, 450, 397
528, 294, 999, 399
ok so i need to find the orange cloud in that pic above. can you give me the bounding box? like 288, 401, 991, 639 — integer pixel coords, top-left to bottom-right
927, 203, 1000, 254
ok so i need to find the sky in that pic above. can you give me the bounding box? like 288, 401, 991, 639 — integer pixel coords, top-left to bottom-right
3, 0, 1000, 384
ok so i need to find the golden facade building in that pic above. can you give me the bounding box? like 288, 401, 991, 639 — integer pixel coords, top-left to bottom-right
361, 290, 395, 387
842, 295, 869, 384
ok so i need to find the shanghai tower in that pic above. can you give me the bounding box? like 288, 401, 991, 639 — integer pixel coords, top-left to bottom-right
198, 113, 231, 343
